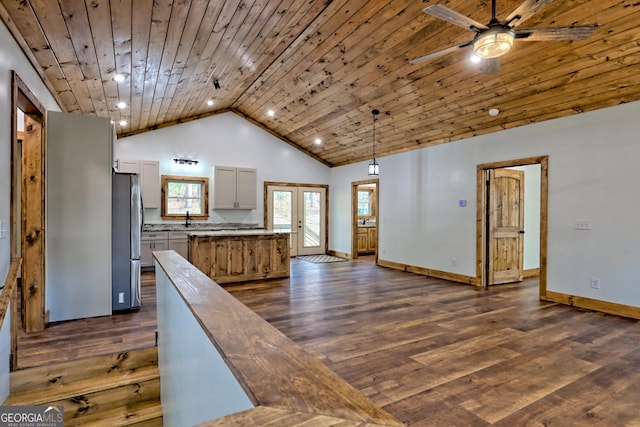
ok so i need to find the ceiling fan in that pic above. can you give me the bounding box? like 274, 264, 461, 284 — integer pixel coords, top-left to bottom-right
409, 0, 598, 71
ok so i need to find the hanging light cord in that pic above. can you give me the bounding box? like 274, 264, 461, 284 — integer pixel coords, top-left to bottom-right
372, 109, 379, 160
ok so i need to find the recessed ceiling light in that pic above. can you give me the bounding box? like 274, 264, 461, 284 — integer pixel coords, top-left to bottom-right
119, 120, 127, 126
315, 138, 322, 145
267, 110, 275, 117
489, 108, 500, 116
117, 102, 127, 109
113, 74, 125, 82
470, 54, 481, 64
207, 99, 214, 106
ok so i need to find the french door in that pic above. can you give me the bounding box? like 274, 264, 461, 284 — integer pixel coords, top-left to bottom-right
267, 185, 326, 256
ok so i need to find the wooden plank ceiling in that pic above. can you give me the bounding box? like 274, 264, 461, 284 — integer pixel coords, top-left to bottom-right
1, 0, 639, 167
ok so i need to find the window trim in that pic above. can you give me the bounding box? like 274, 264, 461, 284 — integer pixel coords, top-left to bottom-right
161, 175, 209, 220
357, 189, 375, 218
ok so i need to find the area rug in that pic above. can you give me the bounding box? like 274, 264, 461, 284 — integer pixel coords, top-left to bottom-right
297, 255, 348, 264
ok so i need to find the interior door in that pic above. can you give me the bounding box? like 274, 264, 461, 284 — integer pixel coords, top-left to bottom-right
487, 169, 524, 285
267, 185, 326, 256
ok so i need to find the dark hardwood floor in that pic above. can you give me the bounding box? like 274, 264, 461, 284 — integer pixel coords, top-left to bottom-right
16, 272, 157, 368
17, 257, 640, 426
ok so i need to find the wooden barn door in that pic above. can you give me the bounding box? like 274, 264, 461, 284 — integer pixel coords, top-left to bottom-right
487, 169, 524, 285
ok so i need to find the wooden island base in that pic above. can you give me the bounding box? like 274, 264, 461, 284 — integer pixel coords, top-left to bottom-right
188, 230, 290, 284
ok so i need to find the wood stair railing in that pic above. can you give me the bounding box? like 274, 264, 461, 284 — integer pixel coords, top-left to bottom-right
5, 347, 162, 426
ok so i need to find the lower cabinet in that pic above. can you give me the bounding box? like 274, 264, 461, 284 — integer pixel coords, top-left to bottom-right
357, 227, 377, 254
142, 231, 189, 268
189, 233, 290, 283
141, 231, 169, 268
168, 231, 189, 260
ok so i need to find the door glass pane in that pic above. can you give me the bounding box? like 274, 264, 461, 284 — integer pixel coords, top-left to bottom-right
303, 191, 321, 248
273, 191, 293, 233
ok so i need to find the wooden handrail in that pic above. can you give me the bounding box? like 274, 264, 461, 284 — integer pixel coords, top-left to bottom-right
1, 258, 21, 371
0, 258, 21, 330
154, 251, 404, 426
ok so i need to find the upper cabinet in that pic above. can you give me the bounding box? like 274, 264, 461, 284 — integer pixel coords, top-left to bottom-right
117, 159, 160, 208
213, 166, 257, 209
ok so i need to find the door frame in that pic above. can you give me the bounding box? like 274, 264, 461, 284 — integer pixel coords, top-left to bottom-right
11, 71, 47, 336
476, 156, 548, 297
351, 178, 379, 260
264, 182, 329, 255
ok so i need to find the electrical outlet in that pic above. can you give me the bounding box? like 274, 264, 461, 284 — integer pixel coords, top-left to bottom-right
590, 278, 600, 290
451, 258, 457, 266
575, 219, 592, 230
118, 292, 125, 303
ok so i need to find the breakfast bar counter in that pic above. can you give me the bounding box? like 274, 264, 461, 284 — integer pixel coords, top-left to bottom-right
187, 229, 290, 284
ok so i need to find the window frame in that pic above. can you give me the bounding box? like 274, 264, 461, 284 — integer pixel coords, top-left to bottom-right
161, 174, 209, 220
357, 189, 375, 218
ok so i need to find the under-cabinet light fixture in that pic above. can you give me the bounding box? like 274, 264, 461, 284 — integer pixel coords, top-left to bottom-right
173, 158, 199, 166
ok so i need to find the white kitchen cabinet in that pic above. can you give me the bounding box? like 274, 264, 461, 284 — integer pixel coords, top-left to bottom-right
213, 166, 257, 209
117, 159, 160, 208
141, 231, 169, 268
168, 231, 189, 260
117, 159, 140, 174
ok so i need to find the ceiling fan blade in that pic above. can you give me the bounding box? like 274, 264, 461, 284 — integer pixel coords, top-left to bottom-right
409, 41, 473, 65
504, 0, 555, 27
515, 25, 598, 41
481, 57, 501, 74
423, 4, 487, 32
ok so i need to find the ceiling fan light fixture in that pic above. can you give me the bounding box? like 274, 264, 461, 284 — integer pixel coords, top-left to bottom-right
473, 27, 515, 59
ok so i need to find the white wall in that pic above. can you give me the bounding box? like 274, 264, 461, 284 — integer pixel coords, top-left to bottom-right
0, 19, 60, 403
330, 101, 640, 309
115, 112, 330, 226
46, 111, 113, 322
510, 164, 541, 270
156, 263, 254, 425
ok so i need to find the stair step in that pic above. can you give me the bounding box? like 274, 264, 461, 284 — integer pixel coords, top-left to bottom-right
124, 417, 164, 427
45, 376, 160, 424
8, 347, 162, 426
62, 390, 162, 427
8, 347, 158, 405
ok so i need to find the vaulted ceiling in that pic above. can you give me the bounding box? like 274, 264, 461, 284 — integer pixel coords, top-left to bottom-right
2, 0, 639, 167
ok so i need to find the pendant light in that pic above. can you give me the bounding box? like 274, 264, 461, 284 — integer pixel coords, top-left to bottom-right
368, 109, 380, 176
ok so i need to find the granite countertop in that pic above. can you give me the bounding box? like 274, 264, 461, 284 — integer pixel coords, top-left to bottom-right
143, 222, 260, 232
186, 229, 290, 237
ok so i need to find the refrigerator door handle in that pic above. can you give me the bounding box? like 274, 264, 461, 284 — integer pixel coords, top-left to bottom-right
130, 174, 142, 260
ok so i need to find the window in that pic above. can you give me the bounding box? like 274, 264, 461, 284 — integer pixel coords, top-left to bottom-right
161, 175, 209, 220
357, 190, 373, 216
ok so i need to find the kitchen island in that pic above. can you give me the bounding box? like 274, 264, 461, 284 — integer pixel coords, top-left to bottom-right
188, 229, 290, 284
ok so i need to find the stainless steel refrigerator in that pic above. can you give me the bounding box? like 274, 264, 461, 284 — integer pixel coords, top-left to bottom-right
112, 172, 143, 311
